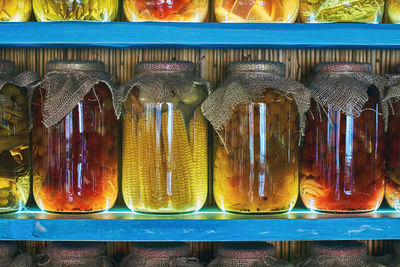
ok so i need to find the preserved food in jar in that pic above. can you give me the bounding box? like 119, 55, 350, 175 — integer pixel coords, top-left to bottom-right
123, 0, 208, 21
214, 0, 299, 22
202, 61, 311, 214
299, 0, 384, 23
0, 60, 38, 213
0, 0, 32, 21
300, 63, 385, 213
122, 61, 209, 213
387, 0, 400, 24
33, 0, 118, 21
32, 60, 119, 213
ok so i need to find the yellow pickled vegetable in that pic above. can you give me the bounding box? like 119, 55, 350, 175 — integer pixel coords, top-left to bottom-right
0, 0, 32, 22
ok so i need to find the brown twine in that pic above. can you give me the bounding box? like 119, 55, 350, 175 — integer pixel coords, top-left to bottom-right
36, 252, 116, 267
307, 63, 388, 130
32, 64, 121, 128
119, 255, 202, 267
201, 61, 311, 137
208, 255, 292, 267
294, 255, 384, 267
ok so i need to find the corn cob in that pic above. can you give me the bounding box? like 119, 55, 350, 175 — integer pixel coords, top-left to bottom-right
122, 113, 140, 210
189, 108, 208, 208
137, 112, 168, 210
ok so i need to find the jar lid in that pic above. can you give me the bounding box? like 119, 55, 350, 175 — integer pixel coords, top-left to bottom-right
132, 242, 190, 259
46, 242, 105, 258
227, 61, 286, 77
310, 241, 367, 258
314, 62, 372, 73
0, 242, 17, 257
136, 61, 195, 73
46, 60, 105, 72
0, 60, 14, 75
218, 242, 276, 259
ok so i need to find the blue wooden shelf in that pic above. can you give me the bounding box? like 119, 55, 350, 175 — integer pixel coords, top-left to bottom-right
1, 22, 400, 49
0, 207, 399, 241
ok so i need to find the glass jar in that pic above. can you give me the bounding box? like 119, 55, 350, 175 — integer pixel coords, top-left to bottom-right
36, 242, 114, 267
32, 60, 119, 213
214, 0, 299, 22
0, 0, 32, 21
208, 242, 290, 266
120, 242, 201, 267
204, 61, 310, 214
122, 61, 209, 213
0, 60, 32, 213
123, 0, 208, 21
296, 241, 383, 266
299, 0, 384, 23
387, 0, 400, 24
300, 63, 385, 213
33, 0, 118, 21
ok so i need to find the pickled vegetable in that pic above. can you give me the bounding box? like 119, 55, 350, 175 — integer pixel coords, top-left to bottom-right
32, 84, 118, 213
300, 97, 385, 212
122, 88, 208, 213
33, 0, 118, 21
299, 0, 384, 23
0, 85, 29, 213
213, 91, 299, 213
123, 0, 208, 21
214, 0, 299, 22
0, 0, 32, 22
385, 102, 400, 209
387, 0, 400, 24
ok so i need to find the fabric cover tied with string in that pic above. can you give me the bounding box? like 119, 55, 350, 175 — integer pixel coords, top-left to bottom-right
36, 242, 115, 267
295, 241, 384, 267
208, 242, 292, 267
119, 242, 202, 267
0, 241, 33, 267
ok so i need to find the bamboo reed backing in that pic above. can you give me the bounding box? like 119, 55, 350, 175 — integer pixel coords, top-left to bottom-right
2, 47, 400, 263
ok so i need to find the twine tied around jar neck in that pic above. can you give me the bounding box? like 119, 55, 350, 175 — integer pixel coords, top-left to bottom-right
121, 255, 202, 267
307, 62, 388, 129
32, 60, 121, 128
201, 60, 311, 138
121, 60, 210, 108
208, 255, 292, 267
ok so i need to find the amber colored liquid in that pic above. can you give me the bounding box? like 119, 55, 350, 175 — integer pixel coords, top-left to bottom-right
213, 91, 299, 214
300, 94, 385, 212
32, 85, 118, 213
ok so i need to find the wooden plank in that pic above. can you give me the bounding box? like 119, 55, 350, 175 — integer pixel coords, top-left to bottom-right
0, 207, 398, 241
1, 23, 400, 49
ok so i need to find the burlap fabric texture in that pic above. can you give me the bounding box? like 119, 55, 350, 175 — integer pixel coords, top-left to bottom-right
0, 241, 33, 267
306, 62, 388, 129
295, 241, 384, 267
119, 242, 202, 267
376, 240, 400, 266
32, 60, 121, 128
382, 64, 400, 118
201, 60, 311, 137
36, 242, 115, 267
208, 242, 292, 267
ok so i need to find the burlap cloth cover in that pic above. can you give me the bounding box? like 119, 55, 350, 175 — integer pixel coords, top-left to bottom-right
0, 241, 33, 267
295, 241, 384, 267
32, 60, 121, 128
36, 242, 115, 267
201, 60, 311, 136
376, 240, 400, 266
382, 65, 400, 119
208, 242, 292, 267
306, 62, 387, 129
119, 242, 202, 267
121, 61, 210, 117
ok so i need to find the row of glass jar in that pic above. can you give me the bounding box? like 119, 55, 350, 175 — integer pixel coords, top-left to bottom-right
1, 59, 399, 215
1, 240, 391, 267
2, 0, 400, 23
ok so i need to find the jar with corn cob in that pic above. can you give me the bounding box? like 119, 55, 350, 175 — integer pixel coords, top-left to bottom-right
33, 0, 118, 21
0, 0, 32, 21
32, 60, 120, 213
0, 60, 39, 213
202, 61, 311, 214
300, 63, 385, 213
121, 61, 210, 213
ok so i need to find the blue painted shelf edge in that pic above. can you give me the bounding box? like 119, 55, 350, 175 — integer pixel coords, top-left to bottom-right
1, 22, 400, 48
0, 207, 399, 241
